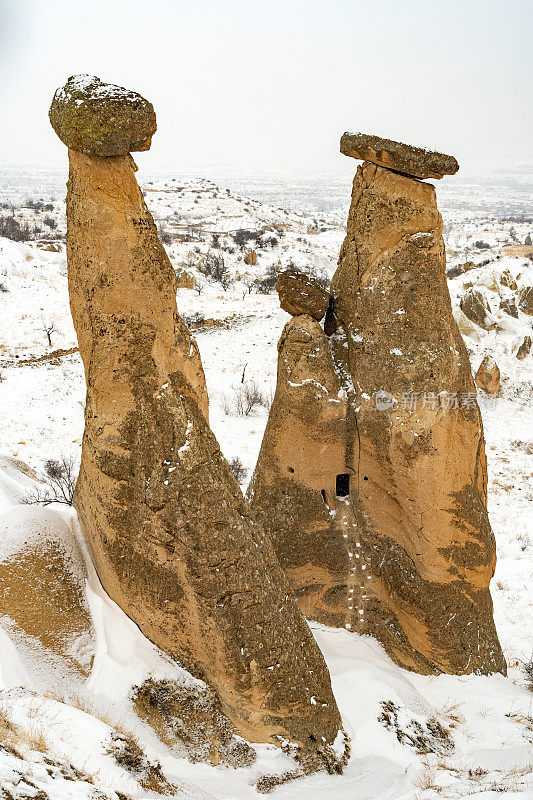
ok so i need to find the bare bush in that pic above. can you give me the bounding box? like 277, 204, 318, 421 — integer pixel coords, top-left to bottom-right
43, 215, 57, 229
219, 271, 234, 292
523, 655, 533, 691
24, 454, 79, 506
0, 215, 32, 241
235, 381, 267, 416
182, 312, 205, 329
307, 267, 330, 289
220, 392, 233, 415
255, 263, 279, 294
158, 223, 171, 244
198, 250, 231, 287
232, 229, 262, 248
229, 456, 247, 483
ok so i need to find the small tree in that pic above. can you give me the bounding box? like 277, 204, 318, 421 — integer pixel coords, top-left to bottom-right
40, 319, 58, 346
255, 263, 279, 294
243, 276, 256, 295
220, 271, 234, 292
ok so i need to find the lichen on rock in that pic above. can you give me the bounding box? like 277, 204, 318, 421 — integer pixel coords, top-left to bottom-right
49, 75, 157, 157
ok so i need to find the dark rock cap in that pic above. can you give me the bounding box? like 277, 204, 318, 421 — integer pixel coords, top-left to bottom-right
276, 269, 330, 321
340, 132, 459, 180
49, 75, 156, 157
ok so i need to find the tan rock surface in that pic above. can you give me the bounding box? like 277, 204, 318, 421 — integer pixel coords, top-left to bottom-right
276, 270, 330, 321
460, 289, 496, 329
499, 298, 519, 318
475, 355, 500, 396
0, 506, 95, 677
325, 163, 505, 675
516, 335, 532, 360
243, 249, 257, 266
501, 244, 533, 258
340, 132, 459, 179
519, 286, 533, 315
176, 268, 195, 290
500, 270, 517, 290
132, 677, 256, 767
454, 307, 481, 341
248, 315, 357, 628
64, 147, 342, 760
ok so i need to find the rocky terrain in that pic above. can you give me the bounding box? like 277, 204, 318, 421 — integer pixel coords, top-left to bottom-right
0, 136, 532, 798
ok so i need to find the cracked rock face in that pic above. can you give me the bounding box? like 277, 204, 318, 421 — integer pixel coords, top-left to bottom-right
49, 75, 157, 156
328, 162, 505, 675
519, 286, 533, 315
61, 144, 342, 759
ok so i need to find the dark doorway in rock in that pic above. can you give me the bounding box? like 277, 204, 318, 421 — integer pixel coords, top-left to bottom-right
336, 473, 350, 497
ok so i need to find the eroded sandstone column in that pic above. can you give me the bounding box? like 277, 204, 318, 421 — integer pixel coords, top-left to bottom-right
248, 312, 357, 628
49, 75, 343, 761
330, 137, 505, 675
252, 136, 505, 677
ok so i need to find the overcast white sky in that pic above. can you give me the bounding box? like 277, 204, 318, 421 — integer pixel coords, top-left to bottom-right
0, 0, 531, 177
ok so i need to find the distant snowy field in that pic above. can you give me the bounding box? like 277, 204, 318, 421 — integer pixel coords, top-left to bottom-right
0, 166, 532, 799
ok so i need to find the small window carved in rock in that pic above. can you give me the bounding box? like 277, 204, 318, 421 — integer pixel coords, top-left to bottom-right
336, 473, 350, 497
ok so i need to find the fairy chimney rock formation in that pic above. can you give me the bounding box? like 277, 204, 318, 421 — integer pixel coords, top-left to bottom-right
49, 76, 344, 763
340, 132, 459, 180
252, 132, 505, 677
276, 269, 330, 320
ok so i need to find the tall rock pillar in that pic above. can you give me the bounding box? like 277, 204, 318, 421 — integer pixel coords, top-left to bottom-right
329, 134, 505, 675
48, 75, 344, 762
251, 134, 505, 677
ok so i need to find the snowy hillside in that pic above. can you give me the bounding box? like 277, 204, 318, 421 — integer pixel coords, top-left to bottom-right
0, 174, 532, 799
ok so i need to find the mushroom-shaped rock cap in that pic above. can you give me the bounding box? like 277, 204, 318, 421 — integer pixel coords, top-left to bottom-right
340, 132, 459, 180
49, 74, 156, 157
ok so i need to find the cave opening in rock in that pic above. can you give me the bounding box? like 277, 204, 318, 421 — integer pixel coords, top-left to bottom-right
336, 473, 350, 497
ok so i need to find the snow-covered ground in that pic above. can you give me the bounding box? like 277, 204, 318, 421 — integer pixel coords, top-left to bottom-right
0, 170, 532, 799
